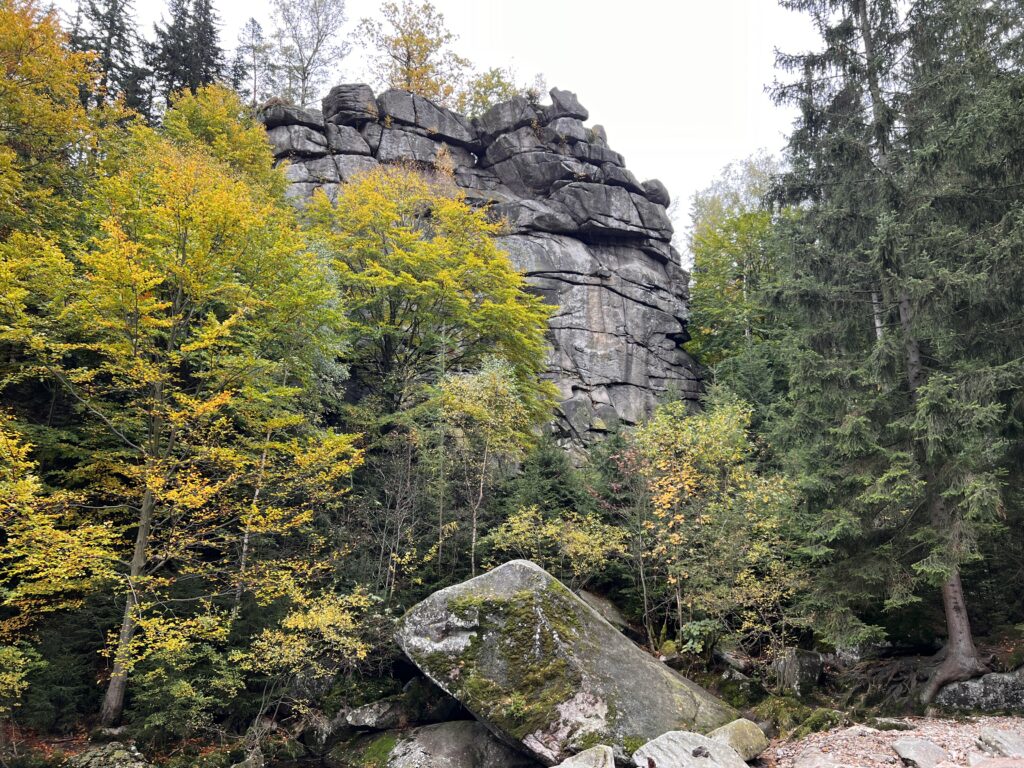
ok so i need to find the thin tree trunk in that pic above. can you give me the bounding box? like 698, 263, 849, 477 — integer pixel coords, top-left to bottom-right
99, 486, 154, 726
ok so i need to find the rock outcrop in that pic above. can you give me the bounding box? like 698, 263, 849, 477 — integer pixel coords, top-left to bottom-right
936, 667, 1024, 714
396, 559, 737, 765
261, 86, 698, 446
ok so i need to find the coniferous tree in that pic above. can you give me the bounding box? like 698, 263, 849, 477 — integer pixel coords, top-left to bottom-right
231, 17, 276, 107
150, 0, 222, 104
772, 0, 1024, 700
69, 0, 139, 107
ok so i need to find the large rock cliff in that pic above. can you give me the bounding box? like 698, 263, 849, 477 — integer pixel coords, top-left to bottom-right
261, 85, 699, 444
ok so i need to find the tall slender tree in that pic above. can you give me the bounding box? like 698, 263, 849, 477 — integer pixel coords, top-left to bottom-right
231, 17, 276, 107
150, 0, 222, 104
773, 0, 1024, 700
68, 0, 139, 107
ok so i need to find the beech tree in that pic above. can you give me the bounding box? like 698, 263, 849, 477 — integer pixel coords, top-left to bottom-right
1, 86, 358, 725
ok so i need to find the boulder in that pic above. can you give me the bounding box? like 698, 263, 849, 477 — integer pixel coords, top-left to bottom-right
397, 560, 737, 766
543, 117, 590, 144
979, 729, 1024, 758
555, 745, 614, 767
492, 199, 578, 234
642, 178, 671, 207
491, 152, 601, 196
892, 737, 950, 768
266, 124, 328, 157
258, 102, 323, 130
708, 718, 769, 761
376, 128, 475, 168
936, 667, 1024, 713
335, 155, 379, 182
484, 126, 545, 166
328, 720, 541, 768
572, 142, 624, 167
345, 677, 462, 730
773, 648, 824, 697
547, 88, 589, 121
322, 83, 378, 125
66, 743, 152, 768
377, 89, 477, 148
476, 96, 538, 144
601, 164, 644, 194
550, 182, 673, 241
325, 123, 371, 155
282, 157, 340, 184
631, 731, 747, 768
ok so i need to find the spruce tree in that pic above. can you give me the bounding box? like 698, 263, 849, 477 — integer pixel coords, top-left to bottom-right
773, 0, 1024, 700
67, 0, 143, 109
150, 0, 223, 104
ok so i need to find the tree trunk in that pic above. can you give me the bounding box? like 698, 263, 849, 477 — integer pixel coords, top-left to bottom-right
99, 487, 154, 726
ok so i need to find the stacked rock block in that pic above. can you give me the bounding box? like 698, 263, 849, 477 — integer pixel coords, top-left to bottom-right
261, 84, 700, 446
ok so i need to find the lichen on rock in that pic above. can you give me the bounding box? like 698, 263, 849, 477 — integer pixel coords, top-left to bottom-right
396, 560, 737, 765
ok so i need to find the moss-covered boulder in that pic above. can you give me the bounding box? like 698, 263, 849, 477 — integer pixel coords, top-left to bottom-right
396, 560, 737, 765
325, 721, 540, 768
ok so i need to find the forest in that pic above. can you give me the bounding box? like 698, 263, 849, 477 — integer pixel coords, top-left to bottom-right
1, 0, 1023, 767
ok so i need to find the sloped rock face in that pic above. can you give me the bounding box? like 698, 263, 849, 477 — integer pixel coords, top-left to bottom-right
260, 86, 698, 446
396, 560, 737, 766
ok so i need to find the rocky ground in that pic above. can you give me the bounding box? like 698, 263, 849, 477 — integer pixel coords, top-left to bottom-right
760, 716, 1024, 768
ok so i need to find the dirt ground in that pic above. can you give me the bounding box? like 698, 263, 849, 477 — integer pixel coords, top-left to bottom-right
758, 716, 1024, 768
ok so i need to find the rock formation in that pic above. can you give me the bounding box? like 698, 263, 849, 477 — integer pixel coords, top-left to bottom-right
260, 86, 699, 446
395, 559, 737, 765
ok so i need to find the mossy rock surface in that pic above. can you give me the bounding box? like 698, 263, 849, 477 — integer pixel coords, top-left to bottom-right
396, 560, 737, 765
325, 721, 539, 768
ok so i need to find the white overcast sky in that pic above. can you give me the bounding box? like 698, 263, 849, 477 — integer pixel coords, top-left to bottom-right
60, 0, 821, 238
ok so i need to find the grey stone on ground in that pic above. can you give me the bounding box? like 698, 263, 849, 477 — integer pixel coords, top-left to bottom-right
358, 720, 540, 768
937, 667, 1024, 714
547, 88, 589, 121
346, 677, 462, 730
397, 560, 736, 766
554, 745, 614, 767
892, 737, 950, 768
65, 743, 152, 768
632, 730, 747, 768
708, 718, 770, 761
322, 83, 378, 125
979, 728, 1024, 757
791, 751, 844, 768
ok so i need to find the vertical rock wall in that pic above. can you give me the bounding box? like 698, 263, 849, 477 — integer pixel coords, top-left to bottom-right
260, 85, 699, 446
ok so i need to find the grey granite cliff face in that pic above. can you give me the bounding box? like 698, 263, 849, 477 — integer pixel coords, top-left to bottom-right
261, 86, 699, 445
